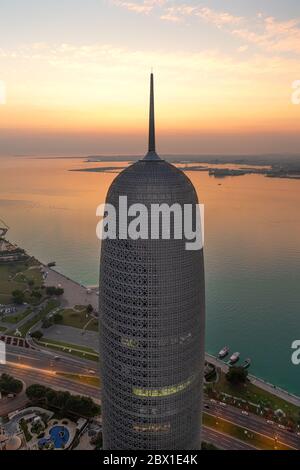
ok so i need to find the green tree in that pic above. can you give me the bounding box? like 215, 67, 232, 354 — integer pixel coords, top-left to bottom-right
31, 330, 43, 340
30, 290, 42, 300
26, 384, 49, 401
12, 289, 25, 304
226, 366, 248, 386
0, 373, 23, 394
53, 312, 63, 323
42, 317, 53, 328
87, 304, 93, 314
55, 287, 64, 296
46, 286, 64, 296
26, 384, 100, 417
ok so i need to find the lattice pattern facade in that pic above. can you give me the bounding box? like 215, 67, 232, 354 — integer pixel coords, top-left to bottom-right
99, 159, 205, 450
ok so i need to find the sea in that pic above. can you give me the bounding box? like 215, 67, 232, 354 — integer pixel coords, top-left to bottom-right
0, 155, 299, 396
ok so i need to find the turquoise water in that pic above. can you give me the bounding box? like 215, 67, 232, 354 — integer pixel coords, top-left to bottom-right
0, 156, 300, 396
39, 425, 70, 449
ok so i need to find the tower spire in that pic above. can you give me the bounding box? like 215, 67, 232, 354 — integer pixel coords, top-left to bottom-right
144, 73, 161, 161
149, 72, 155, 153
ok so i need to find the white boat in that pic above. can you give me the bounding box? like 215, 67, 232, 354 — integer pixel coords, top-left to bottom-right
218, 346, 229, 359
229, 352, 240, 364
242, 358, 251, 369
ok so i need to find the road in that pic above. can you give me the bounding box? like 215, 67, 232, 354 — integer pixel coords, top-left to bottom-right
1, 346, 299, 451
204, 400, 300, 450
202, 427, 257, 450
0, 345, 99, 415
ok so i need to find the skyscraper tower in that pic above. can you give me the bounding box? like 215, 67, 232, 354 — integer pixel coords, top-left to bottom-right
99, 74, 205, 450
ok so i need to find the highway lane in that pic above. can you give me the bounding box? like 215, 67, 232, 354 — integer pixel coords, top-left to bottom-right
2, 346, 299, 450
5, 344, 98, 375
0, 365, 100, 416
204, 401, 300, 450
202, 427, 257, 450
0, 362, 99, 400
0, 348, 100, 416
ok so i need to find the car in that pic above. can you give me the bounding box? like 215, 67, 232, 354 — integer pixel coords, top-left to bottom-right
204, 404, 210, 410
278, 424, 286, 430
88, 370, 96, 375
242, 410, 249, 416
219, 402, 226, 407
54, 356, 60, 360
210, 399, 217, 404
267, 420, 275, 425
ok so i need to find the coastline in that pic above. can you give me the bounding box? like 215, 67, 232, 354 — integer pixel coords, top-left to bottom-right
2, 240, 300, 406
206, 354, 300, 407
42, 262, 300, 407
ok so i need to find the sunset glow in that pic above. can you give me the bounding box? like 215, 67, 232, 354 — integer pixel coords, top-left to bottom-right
1, 0, 300, 154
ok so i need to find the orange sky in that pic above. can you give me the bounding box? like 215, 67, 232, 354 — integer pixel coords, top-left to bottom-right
1, 1, 300, 155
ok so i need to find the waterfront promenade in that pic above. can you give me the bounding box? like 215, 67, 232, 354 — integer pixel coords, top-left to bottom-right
3, 248, 299, 410
43, 265, 98, 312
41, 265, 300, 407
206, 353, 300, 407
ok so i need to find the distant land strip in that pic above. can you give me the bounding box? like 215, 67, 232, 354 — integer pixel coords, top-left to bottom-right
70, 162, 300, 179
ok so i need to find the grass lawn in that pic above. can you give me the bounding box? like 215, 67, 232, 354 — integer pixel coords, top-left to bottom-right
56, 307, 98, 332
212, 371, 299, 421
14, 266, 43, 287
19, 299, 59, 336
203, 413, 293, 450
0, 275, 24, 304
85, 318, 98, 332
38, 337, 99, 362
0, 292, 14, 304
0, 261, 44, 305
74, 305, 86, 311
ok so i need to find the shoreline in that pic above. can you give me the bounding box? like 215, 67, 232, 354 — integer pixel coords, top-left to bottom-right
2, 241, 300, 406
206, 354, 300, 407
44, 263, 300, 406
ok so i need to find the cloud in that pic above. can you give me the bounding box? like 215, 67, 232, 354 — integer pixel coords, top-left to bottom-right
160, 7, 183, 23
163, 6, 300, 55
237, 45, 249, 53
194, 7, 242, 27
112, 0, 300, 56
159, 5, 243, 27
2, 41, 299, 81
111, 0, 166, 14
232, 16, 300, 54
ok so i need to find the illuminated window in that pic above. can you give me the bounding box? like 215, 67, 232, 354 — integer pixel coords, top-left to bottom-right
133, 376, 194, 397
133, 423, 171, 433
121, 337, 138, 348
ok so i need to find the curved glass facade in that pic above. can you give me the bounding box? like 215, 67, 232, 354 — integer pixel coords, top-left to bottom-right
99, 74, 205, 450
99, 159, 205, 450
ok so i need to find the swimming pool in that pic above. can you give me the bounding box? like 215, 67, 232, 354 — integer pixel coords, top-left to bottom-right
38, 425, 70, 449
